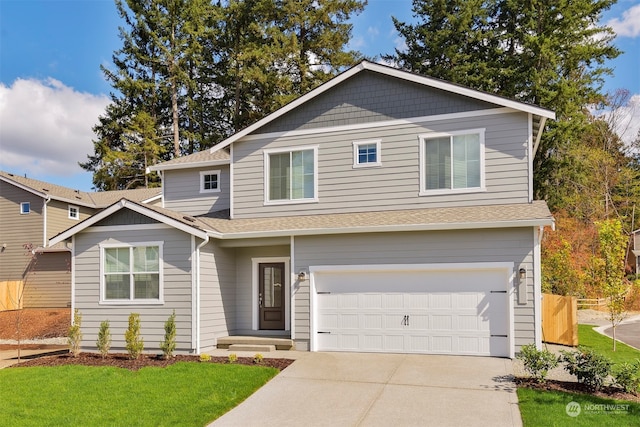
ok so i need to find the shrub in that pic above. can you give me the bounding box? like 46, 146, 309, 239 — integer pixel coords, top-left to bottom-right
516, 344, 559, 382
228, 353, 237, 364
613, 359, 640, 394
96, 320, 112, 358
68, 309, 83, 357
200, 353, 211, 362
560, 346, 612, 390
159, 311, 177, 359
253, 353, 264, 364
124, 313, 144, 359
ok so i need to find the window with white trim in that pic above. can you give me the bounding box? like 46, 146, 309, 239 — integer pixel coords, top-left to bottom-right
101, 243, 163, 303
264, 146, 318, 204
353, 139, 381, 168
419, 129, 485, 194
200, 170, 220, 193
20, 202, 30, 214
68, 205, 79, 220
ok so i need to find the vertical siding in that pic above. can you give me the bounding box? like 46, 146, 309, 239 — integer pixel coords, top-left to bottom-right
293, 228, 535, 352
163, 166, 231, 216
233, 245, 290, 333
74, 226, 195, 354
0, 183, 44, 280
199, 241, 236, 350
22, 252, 71, 308
233, 112, 530, 218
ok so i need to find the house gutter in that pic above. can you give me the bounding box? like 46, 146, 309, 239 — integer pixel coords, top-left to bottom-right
43, 195, 51, 247
194, 234, 209, 354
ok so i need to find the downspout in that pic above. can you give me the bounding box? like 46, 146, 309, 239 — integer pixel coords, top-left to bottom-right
195, 234, 210, 354
43, 195, 51, 247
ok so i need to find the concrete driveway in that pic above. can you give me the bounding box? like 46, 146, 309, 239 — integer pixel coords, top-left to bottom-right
211, 352, 522, 427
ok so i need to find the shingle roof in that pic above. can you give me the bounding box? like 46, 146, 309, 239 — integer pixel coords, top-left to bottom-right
130, 200, 553, 238
0, 171, 161, 208
148, 148, 230, 171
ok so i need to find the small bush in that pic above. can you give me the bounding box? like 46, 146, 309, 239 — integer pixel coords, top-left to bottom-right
613, 359, 640, 394
159, 310, 177, 359
560, 346, 612, 390
96, 320, 112, 358
228, 353, 237, 364
68, 309, 83, 357
253, 353, 264, 364
124, 313, 144, 360
517, 344, 559, 382
200, 353, 211, 362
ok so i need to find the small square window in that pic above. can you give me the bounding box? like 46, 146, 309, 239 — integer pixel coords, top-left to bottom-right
353, 140, 381, 168
20, 202, 30, 214
68, 205, 79, 220
200, 170, 220, 193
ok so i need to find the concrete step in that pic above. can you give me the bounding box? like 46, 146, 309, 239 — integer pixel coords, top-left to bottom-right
228, 344, 276, 352
217, 336, 294, 350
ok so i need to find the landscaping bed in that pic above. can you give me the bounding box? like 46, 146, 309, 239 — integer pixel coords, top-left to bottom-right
516, 377, 639, 403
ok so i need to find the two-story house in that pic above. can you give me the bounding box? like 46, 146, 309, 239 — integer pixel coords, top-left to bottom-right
50, 61, 555, 358
0, 171, 161, 308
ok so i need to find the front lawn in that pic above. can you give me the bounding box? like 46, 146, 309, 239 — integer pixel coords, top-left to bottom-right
517, 323, 640, 426
0, 362, 278, 426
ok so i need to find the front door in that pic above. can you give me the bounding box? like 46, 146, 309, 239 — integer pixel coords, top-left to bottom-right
259, 263, 285, 330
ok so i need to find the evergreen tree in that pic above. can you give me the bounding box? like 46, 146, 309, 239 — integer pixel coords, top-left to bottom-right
387, 0, 621, 205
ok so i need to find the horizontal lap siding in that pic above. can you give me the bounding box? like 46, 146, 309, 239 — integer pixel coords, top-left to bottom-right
22, 252, 71, 308
74, 227, 195, 354
233, 112, 529, 218
164, 167, 230, 216
46, 200, 93, 238
199, 242, 236, 350
293, 228, 535, 351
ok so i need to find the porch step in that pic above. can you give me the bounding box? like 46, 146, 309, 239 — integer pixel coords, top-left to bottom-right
228, 344, 276, 352
217, 336, 294, 351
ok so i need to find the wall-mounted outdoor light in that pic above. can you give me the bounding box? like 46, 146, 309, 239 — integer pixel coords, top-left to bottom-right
298, 271, 307, 281
518, 267, 527, 305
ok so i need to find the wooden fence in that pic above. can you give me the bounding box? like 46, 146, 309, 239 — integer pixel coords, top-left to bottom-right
542, 293, 578, 346
0, 281, 24, 311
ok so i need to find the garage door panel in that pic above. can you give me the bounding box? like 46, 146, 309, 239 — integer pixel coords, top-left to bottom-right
315, 268, 510, 357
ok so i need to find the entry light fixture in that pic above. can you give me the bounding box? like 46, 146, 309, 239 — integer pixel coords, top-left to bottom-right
298, 271, 307, 281
519, 268, 526, 282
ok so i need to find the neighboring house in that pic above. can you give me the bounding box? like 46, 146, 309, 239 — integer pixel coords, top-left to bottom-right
51, 61, 555, 358
633, 229, 640, 274
0, 171, 161, 308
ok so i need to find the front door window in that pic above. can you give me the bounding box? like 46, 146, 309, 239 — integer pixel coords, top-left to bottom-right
259, 263, 286, 330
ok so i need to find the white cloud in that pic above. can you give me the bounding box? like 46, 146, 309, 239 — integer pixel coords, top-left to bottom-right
0, 78, 109, 178
615, 93, 640, 148
607, 4, 640, 37
367, 26, 380, 38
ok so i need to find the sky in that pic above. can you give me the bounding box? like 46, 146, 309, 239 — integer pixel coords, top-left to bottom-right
0, 0, 639, 192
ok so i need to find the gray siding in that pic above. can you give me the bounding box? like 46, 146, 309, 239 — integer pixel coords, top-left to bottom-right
163, 166, 230, 216
96, 210, 158, 226
74, 226, 195, 354
234, 245, 290, 333
199, 241, 236, 350
23, 252, 71, 308
233, 111, 530, 218
292, 228, 535, 352
0, 182, 44, 280
259, 71, 495, 133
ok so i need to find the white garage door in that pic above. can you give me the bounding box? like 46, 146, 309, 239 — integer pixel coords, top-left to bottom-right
314, 266, 511, 357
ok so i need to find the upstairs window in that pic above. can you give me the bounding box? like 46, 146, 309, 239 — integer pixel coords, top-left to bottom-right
419, 129, 485, 195
264, 146, 318, 204
101, 243, 163, 304
200, 170, 220, 193
353, 139, 381, 168
68, 205, 79, 220
20, 202, 30, 214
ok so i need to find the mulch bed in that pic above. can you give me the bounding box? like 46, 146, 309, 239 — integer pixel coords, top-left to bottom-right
515, 377, 640, 403
10, 351, 294, 371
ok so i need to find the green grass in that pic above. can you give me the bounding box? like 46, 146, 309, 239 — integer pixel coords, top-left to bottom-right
577, 324, 640, 365
517, 324, 640, 426
0, 362, 278, 426
517, 388, 640, 426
